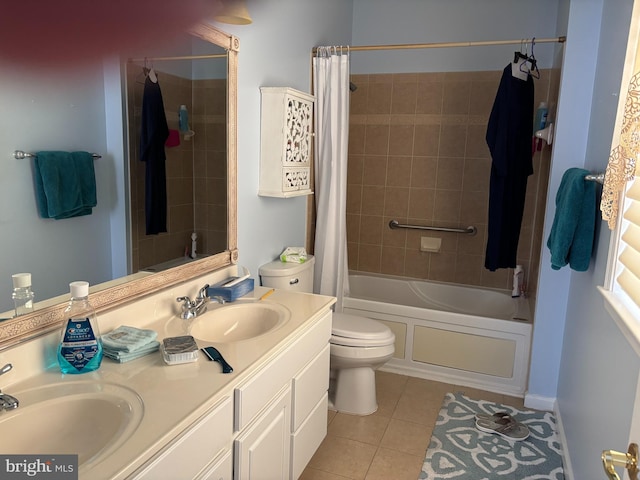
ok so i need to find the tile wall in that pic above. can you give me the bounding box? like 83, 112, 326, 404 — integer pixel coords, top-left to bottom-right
127, 68, 227, 272
346, 69, 559, 298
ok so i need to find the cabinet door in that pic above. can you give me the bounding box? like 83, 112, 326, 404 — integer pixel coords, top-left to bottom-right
234, 387, 291, 480
197, 450, 232, 480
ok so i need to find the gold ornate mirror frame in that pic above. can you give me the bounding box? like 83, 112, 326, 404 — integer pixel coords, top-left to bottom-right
0, 24, 238, 350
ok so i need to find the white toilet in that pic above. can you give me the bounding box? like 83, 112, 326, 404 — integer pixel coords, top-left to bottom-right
259, 256, 395, 415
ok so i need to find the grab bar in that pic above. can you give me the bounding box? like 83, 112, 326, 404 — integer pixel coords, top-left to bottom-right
389, 219, 477, 235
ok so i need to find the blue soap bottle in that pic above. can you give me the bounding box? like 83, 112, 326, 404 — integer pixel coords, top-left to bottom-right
57, 281, 103, 374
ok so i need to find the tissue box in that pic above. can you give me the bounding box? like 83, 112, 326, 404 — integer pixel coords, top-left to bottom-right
207, 277, 254, 302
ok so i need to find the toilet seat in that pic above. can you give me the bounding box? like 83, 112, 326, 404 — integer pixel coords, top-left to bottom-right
331, 313, 395, 347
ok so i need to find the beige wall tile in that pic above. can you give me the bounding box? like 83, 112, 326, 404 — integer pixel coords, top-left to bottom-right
348, 155, 364, 185
342, 68, 555, 294
381, 246, 407, 276
364, 125, 390, 154
361, 186, 385, 215
358, 244, 382, 272
387, 156, 412, 186
362, 156, 387, 186
391, 81, 418, 114
436, 157, 464, 190
367, 82, 393, 114
388, 125, 415, 155
384, 187, 410, 217
360, 215, 384, 245
410, 156, 438, 188
349, 124, 366, 155
413, 124, 440, 156
439, 124, 467, 157
442, 81, 471, 115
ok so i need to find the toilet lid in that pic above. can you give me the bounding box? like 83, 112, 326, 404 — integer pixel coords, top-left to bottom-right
331, 313, 395, 347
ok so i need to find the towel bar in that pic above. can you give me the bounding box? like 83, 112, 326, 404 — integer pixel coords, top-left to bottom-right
585, 173, 605, 184
13, 150, 101, 160
389, 220, 477, 235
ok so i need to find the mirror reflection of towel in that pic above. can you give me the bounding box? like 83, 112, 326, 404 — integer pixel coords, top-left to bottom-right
33, 151, 97, 219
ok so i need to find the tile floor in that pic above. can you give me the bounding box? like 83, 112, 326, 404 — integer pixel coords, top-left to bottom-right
300, 371, 526, 480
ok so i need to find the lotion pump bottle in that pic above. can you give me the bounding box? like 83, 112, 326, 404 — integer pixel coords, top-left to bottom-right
57, 281, 103, 374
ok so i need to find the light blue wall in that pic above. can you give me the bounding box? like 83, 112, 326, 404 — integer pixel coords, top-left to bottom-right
209, 0, 354, 280
556, 0, 640, 476
0, 63, 116, 311
527, 0, 604, 404
351, 0, 559, 74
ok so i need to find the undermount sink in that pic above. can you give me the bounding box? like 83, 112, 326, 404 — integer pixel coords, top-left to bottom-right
0, 381, 143, 468
188, 302, 291, 343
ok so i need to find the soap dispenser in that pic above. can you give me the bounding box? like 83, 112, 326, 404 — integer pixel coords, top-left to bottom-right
57, 281, 103, 374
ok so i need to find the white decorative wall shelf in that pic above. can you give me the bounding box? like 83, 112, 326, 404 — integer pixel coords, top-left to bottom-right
259, 87, 315, 198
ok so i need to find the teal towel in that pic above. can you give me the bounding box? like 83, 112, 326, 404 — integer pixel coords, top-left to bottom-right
104, 341, 160, 363
33, 151, 97, 219
546, 168, 597, 271
102, 325, 158, 353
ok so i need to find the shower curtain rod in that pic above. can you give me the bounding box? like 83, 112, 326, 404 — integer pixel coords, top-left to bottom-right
128, 53, 226, 62
312, 36, 566, 54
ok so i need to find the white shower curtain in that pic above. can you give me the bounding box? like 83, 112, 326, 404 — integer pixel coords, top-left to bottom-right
312, 47, 350, 307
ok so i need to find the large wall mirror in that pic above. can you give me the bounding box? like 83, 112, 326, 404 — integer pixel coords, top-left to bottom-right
0, 24, 238, 349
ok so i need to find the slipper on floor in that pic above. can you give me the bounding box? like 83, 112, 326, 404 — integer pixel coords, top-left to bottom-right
475, 411, 513, 422
475, 416, 530, 441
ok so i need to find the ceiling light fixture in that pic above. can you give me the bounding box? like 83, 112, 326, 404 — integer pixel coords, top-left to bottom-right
213, 0, 253, 25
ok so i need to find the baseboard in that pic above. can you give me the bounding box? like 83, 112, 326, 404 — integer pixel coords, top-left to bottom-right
553, 402, 574, 480
524, 392, 556, 411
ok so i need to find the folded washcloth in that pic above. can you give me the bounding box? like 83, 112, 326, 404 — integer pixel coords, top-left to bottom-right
102, 325, 158, 353
104, 341, 160, 363
546, 168, 597, 271
33, 151, 97, 219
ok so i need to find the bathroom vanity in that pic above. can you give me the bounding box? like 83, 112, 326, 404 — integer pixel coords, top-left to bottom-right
0, 269, 335, 480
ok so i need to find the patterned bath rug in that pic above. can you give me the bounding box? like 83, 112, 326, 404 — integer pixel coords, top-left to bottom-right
419, 392, 564, 479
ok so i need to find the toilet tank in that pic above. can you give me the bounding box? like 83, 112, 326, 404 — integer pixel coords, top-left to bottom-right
259, 255, 315, 293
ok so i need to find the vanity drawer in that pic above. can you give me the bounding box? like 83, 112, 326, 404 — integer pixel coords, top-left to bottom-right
234, 310, 331, 431
291, 344, 329, 431
197, 449, 232, 480
290, 393, 328, 480
133, 395, 233, 480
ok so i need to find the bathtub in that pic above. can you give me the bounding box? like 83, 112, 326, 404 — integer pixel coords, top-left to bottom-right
342, 273, 532, 397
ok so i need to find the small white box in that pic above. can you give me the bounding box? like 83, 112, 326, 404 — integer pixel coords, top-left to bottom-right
420, 237, 442, 253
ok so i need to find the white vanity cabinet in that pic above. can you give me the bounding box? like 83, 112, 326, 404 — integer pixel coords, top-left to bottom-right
259, 87, 315, 198
131, 395, 234, 480
233, 310, 331, 480
129, 308, 332, 480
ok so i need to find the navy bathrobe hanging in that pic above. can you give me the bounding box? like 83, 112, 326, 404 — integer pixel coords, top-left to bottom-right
140, 76, 169, 235
484, 65, 534, 271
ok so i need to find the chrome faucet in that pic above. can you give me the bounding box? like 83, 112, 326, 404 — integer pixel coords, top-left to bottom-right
176, 284, 210, 320
0, 364, 18, 411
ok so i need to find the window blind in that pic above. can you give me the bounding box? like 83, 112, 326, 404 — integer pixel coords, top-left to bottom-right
617, 176, 640, 310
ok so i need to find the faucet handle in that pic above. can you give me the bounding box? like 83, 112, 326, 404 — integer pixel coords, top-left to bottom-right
176, 296, 194, 307
197, 284, 210, 301
0, 364, 12, 377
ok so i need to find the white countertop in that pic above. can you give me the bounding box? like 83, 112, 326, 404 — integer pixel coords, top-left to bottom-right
0, 283, 335, 480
